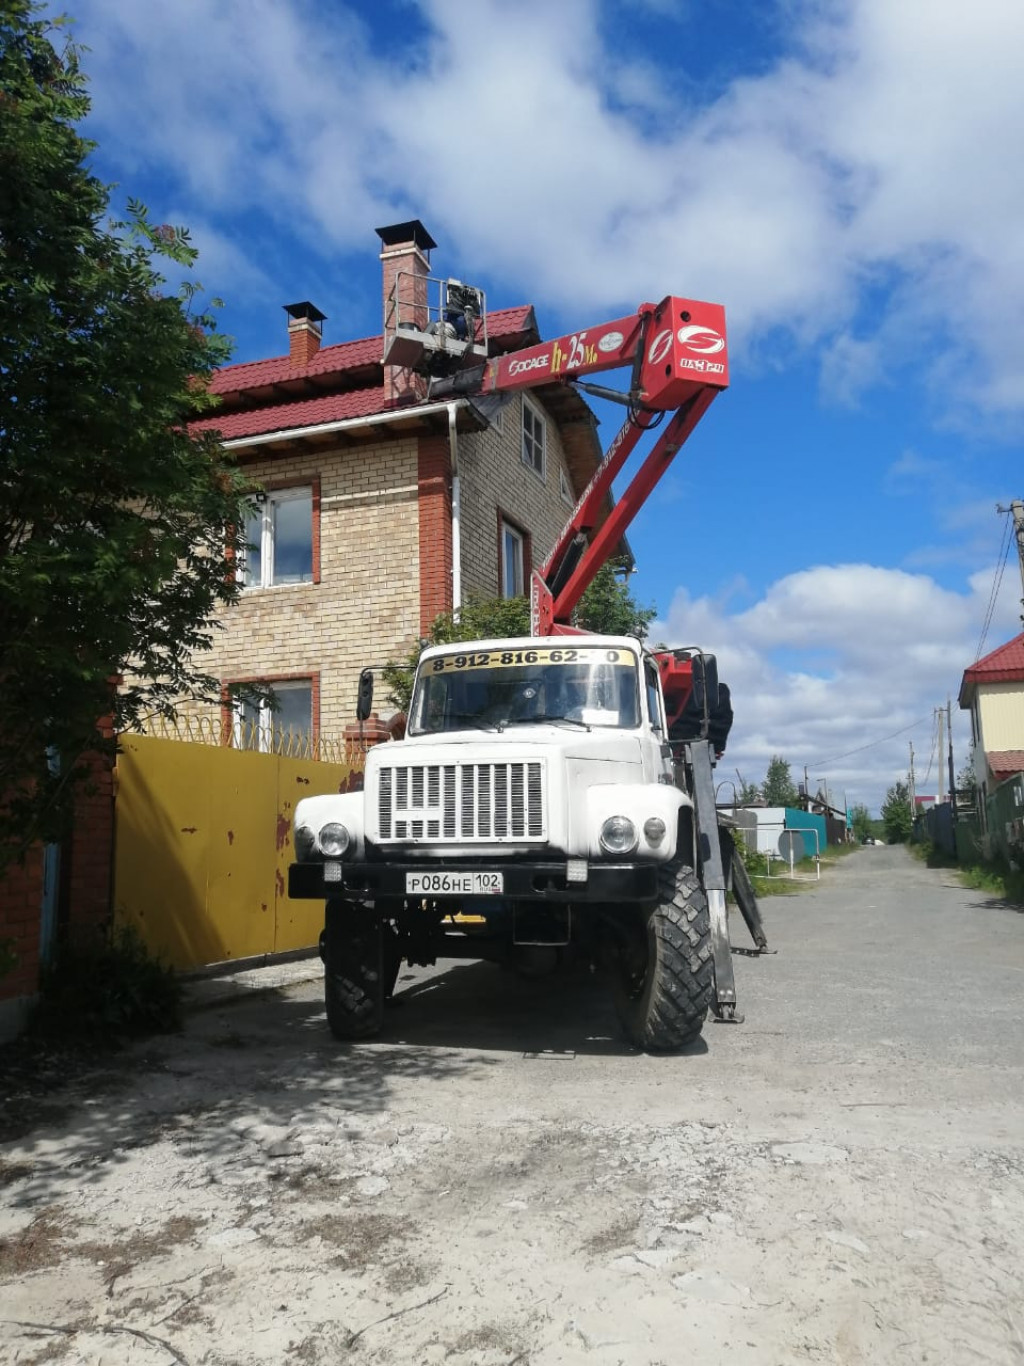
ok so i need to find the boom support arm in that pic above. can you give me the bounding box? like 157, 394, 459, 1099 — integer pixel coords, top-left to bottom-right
431, 292, 729, 634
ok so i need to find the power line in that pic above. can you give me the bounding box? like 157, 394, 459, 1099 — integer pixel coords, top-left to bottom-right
809, 716, 929, 768
975, 507, 1013, 660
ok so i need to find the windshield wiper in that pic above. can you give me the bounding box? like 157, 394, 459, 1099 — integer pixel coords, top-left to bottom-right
506, 714, 591, 731
445, 712, 504, 732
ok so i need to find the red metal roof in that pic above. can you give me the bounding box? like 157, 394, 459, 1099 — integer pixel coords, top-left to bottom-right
209, 305, 536, 397
191, 386, 388, 440
959, 633, 1024, 706
209, 335, 380, 395
987, 750, 1024, 783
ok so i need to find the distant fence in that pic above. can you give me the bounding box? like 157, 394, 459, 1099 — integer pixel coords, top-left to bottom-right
918, 775, 1024, 869
982, 772, 1024, 869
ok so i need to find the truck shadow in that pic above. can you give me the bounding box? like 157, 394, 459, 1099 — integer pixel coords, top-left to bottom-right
376, 958, 710, 1060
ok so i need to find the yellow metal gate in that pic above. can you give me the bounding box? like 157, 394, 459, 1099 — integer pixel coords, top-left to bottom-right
113, 732, 360, 971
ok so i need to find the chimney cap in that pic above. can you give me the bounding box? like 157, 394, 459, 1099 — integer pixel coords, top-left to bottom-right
375, 219, 437, 253
283, 301, 327, 324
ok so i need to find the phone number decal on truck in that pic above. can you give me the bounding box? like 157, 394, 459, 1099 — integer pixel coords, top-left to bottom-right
430, 647, 628, 673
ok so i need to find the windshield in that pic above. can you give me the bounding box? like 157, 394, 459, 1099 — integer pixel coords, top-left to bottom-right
409, 644, 642, 735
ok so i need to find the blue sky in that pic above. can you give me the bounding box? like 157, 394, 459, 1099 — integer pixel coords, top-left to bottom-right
58, 0, 1023, 813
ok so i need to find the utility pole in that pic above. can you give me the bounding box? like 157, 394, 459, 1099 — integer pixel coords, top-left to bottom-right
997, 499, 1024, 626
908, 741, 917, 817
937, 705, 945, 804
947, 697, 957, 819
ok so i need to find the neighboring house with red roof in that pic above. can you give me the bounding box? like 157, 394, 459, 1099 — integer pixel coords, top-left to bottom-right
958, 633, 1024, 816
184, 220, 613, 748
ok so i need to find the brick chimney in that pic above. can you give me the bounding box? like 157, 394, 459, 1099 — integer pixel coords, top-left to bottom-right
284, 301, 326, 367
376, 220, 436, 405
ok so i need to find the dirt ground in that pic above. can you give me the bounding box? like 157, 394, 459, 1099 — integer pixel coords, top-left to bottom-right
2, 845, 1023, 1365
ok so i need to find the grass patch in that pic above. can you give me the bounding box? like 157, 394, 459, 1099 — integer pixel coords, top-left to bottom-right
911, 840, 1024, 904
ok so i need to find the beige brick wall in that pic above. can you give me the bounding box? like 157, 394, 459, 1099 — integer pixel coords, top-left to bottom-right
458, 394, 575, 599
169, 400, 579, 742
189, 439, 420, 738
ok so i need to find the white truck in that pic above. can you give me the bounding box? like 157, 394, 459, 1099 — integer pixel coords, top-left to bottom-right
288, 289, 769, 1048
288, 635, 765, 1050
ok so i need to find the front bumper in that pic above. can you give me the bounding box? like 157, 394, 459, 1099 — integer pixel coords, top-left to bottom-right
288, 857, 659, 904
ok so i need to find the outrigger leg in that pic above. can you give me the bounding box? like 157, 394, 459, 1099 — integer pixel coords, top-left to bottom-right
720, 824, 773, 953
685, 739, 743, 1023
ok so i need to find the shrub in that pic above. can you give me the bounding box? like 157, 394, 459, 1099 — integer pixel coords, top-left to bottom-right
32, 924, 181, 1041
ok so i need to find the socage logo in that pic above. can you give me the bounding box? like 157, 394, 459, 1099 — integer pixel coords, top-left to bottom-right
677, 324, 724, 355
508, 353, 551, 376
647, 328, 674, 365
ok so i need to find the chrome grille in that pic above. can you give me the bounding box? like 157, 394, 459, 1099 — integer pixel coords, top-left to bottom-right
378, 761, 545, 843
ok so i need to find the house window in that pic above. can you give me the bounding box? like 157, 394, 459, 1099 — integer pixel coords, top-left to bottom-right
521, 396, 546, 479
235, 680, 313, 753
501, 520, 525, 598
559, 467, 574, 506
243, 486, 314, 587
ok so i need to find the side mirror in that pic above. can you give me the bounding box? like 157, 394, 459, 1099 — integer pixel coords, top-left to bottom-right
690, 653, 720, 716
356, 668, 374, 722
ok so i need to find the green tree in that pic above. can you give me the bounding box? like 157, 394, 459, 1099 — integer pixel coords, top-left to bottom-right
0, 3, 251, 862
574, 562, 657, 638
849, 802, 873, 842
880, 780, 913, 844
735, 777, 762, 805
761, 755, 799, 806
383, 567, 656, 712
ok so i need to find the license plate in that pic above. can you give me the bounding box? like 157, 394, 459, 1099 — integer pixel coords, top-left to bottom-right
405, 871, 504, 897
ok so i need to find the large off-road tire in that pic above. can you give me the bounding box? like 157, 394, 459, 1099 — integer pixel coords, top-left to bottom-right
612, 862, 713, 1051
323, 900, 384, 1040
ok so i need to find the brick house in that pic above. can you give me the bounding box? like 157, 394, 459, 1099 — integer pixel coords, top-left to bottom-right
186, 220, 612, 748
958, 632, 1024, 819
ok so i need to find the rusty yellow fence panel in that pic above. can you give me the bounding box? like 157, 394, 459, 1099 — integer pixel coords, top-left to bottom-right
113, 734, 358, 971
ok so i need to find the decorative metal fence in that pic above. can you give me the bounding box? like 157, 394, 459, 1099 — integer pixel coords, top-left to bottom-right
141, 713, 352, 765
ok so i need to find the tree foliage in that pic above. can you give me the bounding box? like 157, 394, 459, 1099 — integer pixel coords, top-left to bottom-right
761, 755, 799, 807
0, 3, 251, 860
880, 780, 913, 844
573, 562, 656, 639
849, 802, 873, 842
383, 567, 656, 713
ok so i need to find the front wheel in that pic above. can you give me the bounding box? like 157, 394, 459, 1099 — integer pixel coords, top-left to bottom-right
323, 900, 384, 1039
611, 862, 713, 1051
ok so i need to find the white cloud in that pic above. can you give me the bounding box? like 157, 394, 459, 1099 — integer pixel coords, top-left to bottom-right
64, 0, 1024, 430
654, 561, 1022, 810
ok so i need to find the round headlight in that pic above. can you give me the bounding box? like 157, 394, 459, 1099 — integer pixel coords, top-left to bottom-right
318, 822, 351, 858
600, 815, 638, 854
643, 816, 667, 847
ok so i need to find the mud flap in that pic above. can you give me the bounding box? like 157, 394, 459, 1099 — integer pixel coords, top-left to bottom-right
685, 739, 743, 1023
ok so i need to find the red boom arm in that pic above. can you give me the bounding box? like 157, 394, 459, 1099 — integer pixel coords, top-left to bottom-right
435, 292, 729, 635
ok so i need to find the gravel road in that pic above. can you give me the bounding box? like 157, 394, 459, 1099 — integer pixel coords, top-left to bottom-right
2, 844, 1023, 1365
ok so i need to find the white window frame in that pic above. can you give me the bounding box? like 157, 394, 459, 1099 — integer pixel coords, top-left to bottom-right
234, 679, 313, 753
559, 466, 574, 506
501, 520, 525, 599
521, 395, 546, 480
241, 485, 313, 589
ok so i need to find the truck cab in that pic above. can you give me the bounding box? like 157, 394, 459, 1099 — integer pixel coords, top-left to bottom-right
289, 635, 713, 1050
